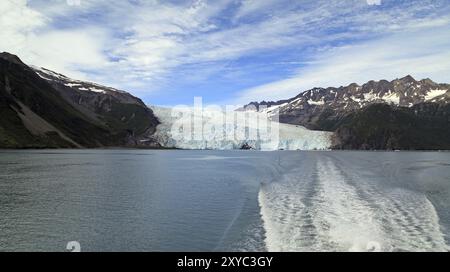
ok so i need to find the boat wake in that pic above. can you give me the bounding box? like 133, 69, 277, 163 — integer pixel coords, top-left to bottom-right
258, 156, 448, 252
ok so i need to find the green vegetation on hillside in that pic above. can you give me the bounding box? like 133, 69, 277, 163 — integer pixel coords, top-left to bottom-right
332, 103, 450, 150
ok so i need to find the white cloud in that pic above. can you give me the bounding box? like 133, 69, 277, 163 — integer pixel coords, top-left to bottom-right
0, 0, 48, 52
0, 0, 109, 81
87, 0, 231, 89
101, 0, 450, 94
1, 0, 450, 102
367, 0, 382, 6
24, 29, 110, 80
235, 26, 450, 103
234, 0, 282, 20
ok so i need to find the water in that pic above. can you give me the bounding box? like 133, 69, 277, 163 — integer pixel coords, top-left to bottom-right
0, 150, 449, 252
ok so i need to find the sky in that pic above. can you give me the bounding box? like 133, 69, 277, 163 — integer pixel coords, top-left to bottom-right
1, 0, 450, 106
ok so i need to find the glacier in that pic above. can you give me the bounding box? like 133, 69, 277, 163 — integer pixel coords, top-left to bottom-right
150, 106, 332, 151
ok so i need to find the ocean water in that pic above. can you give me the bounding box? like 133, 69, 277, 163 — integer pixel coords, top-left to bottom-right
0, 150, 449, 252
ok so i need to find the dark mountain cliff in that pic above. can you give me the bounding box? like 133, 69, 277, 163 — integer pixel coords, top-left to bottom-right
0, 52, 160, 149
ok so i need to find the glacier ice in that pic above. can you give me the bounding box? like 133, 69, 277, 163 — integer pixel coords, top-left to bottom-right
150, 106, 332, 151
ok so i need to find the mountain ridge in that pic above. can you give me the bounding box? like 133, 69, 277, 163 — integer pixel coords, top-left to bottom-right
242, 76, 450, 150
0, 52, 160, 149
242, 75, 450, 131
2, 51, 449, 150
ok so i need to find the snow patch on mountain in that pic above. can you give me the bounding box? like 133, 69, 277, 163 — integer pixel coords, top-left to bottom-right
425, 89, 447, 101
382, 92, 400, 105
32, 66, 126, 95
308, 99, 325, 105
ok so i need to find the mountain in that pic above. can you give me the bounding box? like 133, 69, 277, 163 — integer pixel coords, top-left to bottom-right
242, 76, 450, 150
332, 103, 450, 150
0, 52, 159, 149
242, 76, 450, 131
2, 51, 449, 150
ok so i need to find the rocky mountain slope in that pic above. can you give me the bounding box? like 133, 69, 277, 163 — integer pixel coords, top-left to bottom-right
332, 103, 450, 150
242, 76, 449, 131
0, 52, 159, 149
242, 76, 450, 150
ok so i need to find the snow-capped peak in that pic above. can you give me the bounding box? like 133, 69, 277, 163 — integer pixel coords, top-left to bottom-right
243, 76, 449, 115
31, 66, 128, 95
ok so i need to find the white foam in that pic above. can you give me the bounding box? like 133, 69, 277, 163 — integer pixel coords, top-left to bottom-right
313, 159, 384, 251
258, 157, 448, 252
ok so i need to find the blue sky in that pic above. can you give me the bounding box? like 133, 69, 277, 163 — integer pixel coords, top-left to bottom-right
1, 0, 450, 106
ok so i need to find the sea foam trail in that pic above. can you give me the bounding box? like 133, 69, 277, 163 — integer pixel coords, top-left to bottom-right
313, 159, 384, 251
330, 157, 448, 251
258, 156, 449, 252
